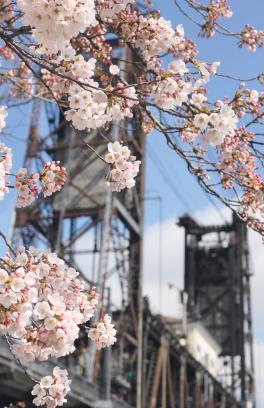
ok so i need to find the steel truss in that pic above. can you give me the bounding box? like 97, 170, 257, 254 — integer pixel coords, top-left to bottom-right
178, 215, 255, 407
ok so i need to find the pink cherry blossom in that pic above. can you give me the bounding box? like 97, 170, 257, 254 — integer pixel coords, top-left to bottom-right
17, 0, 96, 57
105, 141, 141, 192
0, 248, 110, 364
0, 106, 7, 132
88, 313, 117, 350
15, 168, 40, 208
32, 367, 71, 408
39, 161, 67, 197
109, 64, 120, 75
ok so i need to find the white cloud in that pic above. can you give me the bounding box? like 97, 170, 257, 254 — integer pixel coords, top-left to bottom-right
248, 229, 264, 339
254, 339, 264, 407
143, 217, 185, 316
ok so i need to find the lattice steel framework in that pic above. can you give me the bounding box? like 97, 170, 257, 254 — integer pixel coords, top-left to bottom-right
178, 214, 255, 407
10, 33, 145, 406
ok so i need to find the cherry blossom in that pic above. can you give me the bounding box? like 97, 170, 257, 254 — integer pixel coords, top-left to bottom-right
201, 0, 233, 38
0, 163, 8, 200
109, 64, 120, 76
65, 83, 138, 131
15, 168, 40, 208
88, 314, 117, 350
0, 247, 116, 363
191, 93, 207, 107
151, 77, 192, 110
40, 161, 67, 197
168, 60, 188, 76
98, 0, 135, 19
192, 105, 238, 147
0, 143, 12, 173
0, 106, 7, 132
0, 245, 116, 407
105, 141, 141, 192
239, 25, 264, 52
32, 367, 71, 408
180, 127, 199, 144
0, 143, 12, 200
17, 0, 96, 57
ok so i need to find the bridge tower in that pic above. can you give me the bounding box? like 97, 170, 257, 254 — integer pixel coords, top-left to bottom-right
178, 214, 255, 407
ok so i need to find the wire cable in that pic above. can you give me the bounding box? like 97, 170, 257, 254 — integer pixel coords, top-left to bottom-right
148, 142, 228, 224
148, 144, 193, 212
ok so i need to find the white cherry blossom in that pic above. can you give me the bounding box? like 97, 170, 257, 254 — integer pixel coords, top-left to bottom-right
0, 269, 8, 285
0, 106, 7, 132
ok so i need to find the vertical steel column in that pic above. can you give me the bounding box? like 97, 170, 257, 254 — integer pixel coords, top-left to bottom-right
55, 125, 75, 253
87, 188, 112, 382
180, 355, 186, 408
195, 371, 201, 408
102, 287, 112, 400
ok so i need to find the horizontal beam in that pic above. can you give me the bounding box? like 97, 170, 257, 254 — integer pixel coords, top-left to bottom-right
114, 197, 140, 235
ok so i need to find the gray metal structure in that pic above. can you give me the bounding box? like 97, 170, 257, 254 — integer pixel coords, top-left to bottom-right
178, 214, 255, 407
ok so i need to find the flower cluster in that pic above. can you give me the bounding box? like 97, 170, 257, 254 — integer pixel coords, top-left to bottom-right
239, 25, 264, 52
201, 0, 233, 38
0, 248, 104, 362
17, 0, 96, 57
15, 168, 40, 207
0, 105, 7, 132
105, 141, 141, 191
180, 127, 199, 144
193, 104, 238, 147
0, 143, 12, 200
40, 161, 67, 197
170, 25, 198, 62
14, 162, 66, 207
217, 130, 255, 186
40, 54, 96, 104
65, 55, 96, 83
0, 110, 67, 206
88, 314, 117, 350
32, 367, 71, 408
98, 0, 135, 19
151, 76, 192, 110
65, 83, 138, 131
116, 11, 176, 64
216, 128, 264, 230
